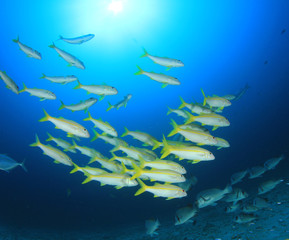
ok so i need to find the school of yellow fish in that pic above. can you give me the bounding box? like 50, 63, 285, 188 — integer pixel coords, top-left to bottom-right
2, 34, 285, 236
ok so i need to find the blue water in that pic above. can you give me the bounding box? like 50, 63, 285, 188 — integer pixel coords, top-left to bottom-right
1, 0, 289, 234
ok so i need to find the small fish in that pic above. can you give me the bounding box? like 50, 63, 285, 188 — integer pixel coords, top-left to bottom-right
58, 34, 95, 44
135, 147, 157, 161
59, 98, 98, 112
258, 179, 283, 195
0, 154, 27, 172
49, 43, 85, 69
74, 80, 118, 100
131, 162, 186, 183
234, 214, 256, 223
241, 205, 259, 213
161, 137, 215, 163
249, 166, 267, 179
107, 94, 132, 111
135, 178, 187, 200
91, 129, 128, 147
84, 112, 117, 137
234, 83, 250, 101
70, 140, 104, 158
89, 156, 122, 173
177, 176, 198, 192
225, 202, 240, 213
19, 83, 56, 101
145, 218, 160, 236
185, 112, 230, 131
70, 162, 108, 175
40, 74, 78, 85
0, 70, 19, 94
224, 188, 248, 204
196, 185, 232, 208
253, 197, 270, 208
46, 132, 76, 153
121, 127, 161, 149
39, 110, 90, 138
141, 48, 184, 70
135, 66, 180, 88
168, 119, 217, 146
179, 123, 210, 133
264, 154, 285, 170
82, 172, 137, 188
167, 107, 191, 119
231, 170, 248, 185
110, 153, 137, 168
179, 97, 213, 114
201, 89, 231, 110
175, 205, 197, 225
30, 135, 73, 166
12, 36, 41, 59
213, 137, 230, 149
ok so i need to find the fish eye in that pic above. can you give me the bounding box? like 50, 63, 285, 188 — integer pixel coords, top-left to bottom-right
182, 190, 185, 192
84, 129, 87, 132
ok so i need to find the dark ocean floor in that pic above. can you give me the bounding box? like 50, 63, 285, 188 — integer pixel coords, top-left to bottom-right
0, 183, 289, 240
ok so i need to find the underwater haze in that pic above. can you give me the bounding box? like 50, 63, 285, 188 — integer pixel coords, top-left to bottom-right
1, 0, 289, 239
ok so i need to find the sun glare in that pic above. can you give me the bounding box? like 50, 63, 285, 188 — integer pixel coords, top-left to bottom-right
108, 1, 123, 14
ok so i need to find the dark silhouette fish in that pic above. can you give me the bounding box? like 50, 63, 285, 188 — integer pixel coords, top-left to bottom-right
0, 154, 27, 172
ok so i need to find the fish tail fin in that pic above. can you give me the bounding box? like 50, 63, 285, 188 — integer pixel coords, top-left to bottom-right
120, 162, 129, 174
70, 162, 81, 174
184, 112, 195, 124
83, 111, 93, 121
106, 102, 113, 111
140, 48, 149, 58
201, 88, 207, 106
82, 174, 93, 184
20, 159, 28, 172
121, 127, 130, 137
167, 119, 179, 137
40, 73, 46, 79
12, 36, 19, 43
109, 152, 117, 162
73, 80, 82, 89
167, 106, 173, 115
152, 140, 162, 150
138, 156, 145, 169
59, 100, 65, 110
91, 129, 100, 142
225, 184, 233, 194
179, 96, 187, 109
135, 178, 148, 196
160, 135, 171, 159
110, 143, 120, 153
30, 134, 41, 147
70, 139, 78, 150
48, 42, 56, 48
131, 162, 142, 180
18, 83, 27, 93
134, 65, 144, 75
39, 109, 51, 122
46, 132, 54, 142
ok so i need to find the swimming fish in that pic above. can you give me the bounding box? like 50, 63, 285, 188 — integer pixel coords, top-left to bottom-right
12, 36, 41, 59
231, 170, 248, 185
82, 172, 137, 189
177, 176, 198, 192
91, 129, 128, 147
39, 109, 90, 138
19, 83, 56, 101
0, 71, 19, 94
84, 112, 117, 137
89, 156, 122, 173
167, 107, 191, 119
196, 185, 232, 208
264, 154, 285, 170
225, 202, 240, 213
107, 94, 132, 111
161, 137, 215, 163
168, 120, 217, 146
135, 178, 187, 200
131, 162, 186, 183
234, 214, 256, 224
145, 218, 160, 236
70, 140, 104, 158
248, 166, 267, 179
223, 188, 248, 204
30, 135, 73, 166
121, 127, 161, 149
70, 162, 108, 175
252, 197, 270, 209
58, 34, 95, 44
109, 153, 137, 168
258, 179, 283, 195
46, 133, 76, 153
175, 205, 197, 225
49, 43, 85, 69
135, 66, 180, 88
40, 74, 78, 85
185, 112, 230, 131
59, 98, 98, 112
179, 123, 210, 133
241, 205, 259, 213
201, 89, 231, 110
74, 80, 118, 100
141, 48, 184, 70
0, 154, 27, 172
214, 137, 230, 149
179, 97, 213, 114
234, 83, 250, 101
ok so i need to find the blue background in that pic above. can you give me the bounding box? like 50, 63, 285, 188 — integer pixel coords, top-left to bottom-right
0, 0, 289, 230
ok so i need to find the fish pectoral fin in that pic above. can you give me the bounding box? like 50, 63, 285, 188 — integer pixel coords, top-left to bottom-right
165, 67, 172, 71
100, 183, 106, 186
99, 95, 105, 101
197, 143, 205, 146
5, 85, 11, 89
67, 63, 73, 67
201, 123, 205, 126
153, 195, 159, 198
166, 197, 174, 200
54, 160, 61, 164
150, 179, 157, 182
212, 126, 219, 131
67, 133, 74, 138
217, 147, 222, 150
115, 186, 123, 189
40, 98, 46, 101
161, 84, 168, 88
